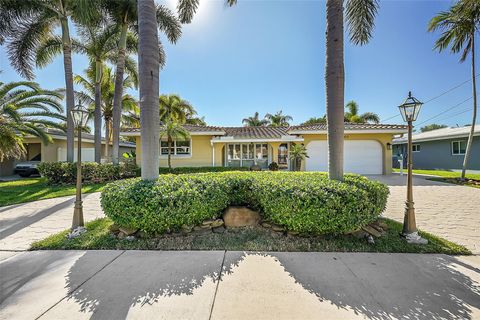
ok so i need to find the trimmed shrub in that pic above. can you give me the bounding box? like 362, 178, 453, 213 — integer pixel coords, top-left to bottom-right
38, 161, 138, 184
157, 166, 249, 175
101, 172, 389, 235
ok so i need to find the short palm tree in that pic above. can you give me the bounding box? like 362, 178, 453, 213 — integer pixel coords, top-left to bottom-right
0, 0, 97, 162
300, 116, 327, 126
265, 110, 293, 127
242, 112, 269, 127
429, 0, 479, 180
159, 120, 190, 170
289, 143, 309, 171
325, 0, 379, 180
0, 81, 65, 161
74, 66, 138, 160
159, 94, 195, 123
103, 0, 182, 165
344, 101, 380, 123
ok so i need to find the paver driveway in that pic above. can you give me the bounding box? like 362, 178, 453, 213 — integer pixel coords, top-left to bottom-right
0, 174, 479, 252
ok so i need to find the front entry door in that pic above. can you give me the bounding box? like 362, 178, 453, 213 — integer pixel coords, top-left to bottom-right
278, 143, 288, 170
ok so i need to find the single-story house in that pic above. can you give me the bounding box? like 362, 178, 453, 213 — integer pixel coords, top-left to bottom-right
122, 123, 407, 175
0, 129, 136, 176
392, 125, 480, 170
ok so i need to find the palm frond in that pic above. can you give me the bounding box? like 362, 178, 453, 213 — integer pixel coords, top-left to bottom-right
157, 5, 182, 44
177, 0, 199, 24
345, 0, 379, 46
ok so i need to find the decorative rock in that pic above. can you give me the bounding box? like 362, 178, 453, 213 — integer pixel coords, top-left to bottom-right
67, 226, 87, 239
202, 219, 216, 226
117, 231, 126, 239
271, 224, 285, 232
119, 227, 138, 236
370, 224, 384, 233
109, 224, 120, 233
376, 221, 389, 230
261, 222, 272, 228
351, 230, 368, 239
361, 225, 382, 238
223, 206, 261, 228
212, 226, 226, 234
287, 231, 299, 236
210, 219, 224, 228
193, 226, 203, 231
125, 236, 135, 241
367, 235, 375, 244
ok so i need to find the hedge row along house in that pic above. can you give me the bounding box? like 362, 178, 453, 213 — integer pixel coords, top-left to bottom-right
122, 123, 407, 175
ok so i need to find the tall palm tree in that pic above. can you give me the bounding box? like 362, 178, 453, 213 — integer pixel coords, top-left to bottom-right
265, 110, 293, 127
159, 120, 190, 170
242, 112, 269, 127
0, 0, 96, 163
0, 81, 65, 161
104, 0, 182, 164
429, 0, 479, 180
74, 66, 138, 160
159, 94, 195, 123
325, 0, 379, 180
344, 101, 380, 123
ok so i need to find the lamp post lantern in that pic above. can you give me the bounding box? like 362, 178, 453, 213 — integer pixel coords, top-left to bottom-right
70, 104, 89, 234
397, 91, 427, 244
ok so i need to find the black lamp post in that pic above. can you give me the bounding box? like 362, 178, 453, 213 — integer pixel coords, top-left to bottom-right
398, 91, 427, 244
70, 104, 89, 232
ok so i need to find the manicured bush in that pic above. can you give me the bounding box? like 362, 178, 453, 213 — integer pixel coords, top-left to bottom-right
38, 161, 138, 184
101, 172, 389, 235
157, 166, 249, 175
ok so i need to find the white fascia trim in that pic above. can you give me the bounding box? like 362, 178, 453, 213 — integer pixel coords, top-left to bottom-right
393, 132, 480, 144
46, 134, 134, 147
121, 131, 226, 136
288, 129, 408, 135
211, 136, 304, 143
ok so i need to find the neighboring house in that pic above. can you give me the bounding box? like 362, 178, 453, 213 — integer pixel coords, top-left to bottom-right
0, 129, 136, 176
122, 123, 407, 175
392, 125, 480, 170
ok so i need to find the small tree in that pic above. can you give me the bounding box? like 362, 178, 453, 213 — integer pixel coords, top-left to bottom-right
159, 120, 190, 170
420, 124, 448, 132
289, 144, 309, 171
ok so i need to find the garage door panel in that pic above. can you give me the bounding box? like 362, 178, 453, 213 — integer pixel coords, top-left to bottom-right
306, 140, 382, 174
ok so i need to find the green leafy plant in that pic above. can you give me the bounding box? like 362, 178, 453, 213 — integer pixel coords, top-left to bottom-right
268, 162, 279, 171
289, 144, 309, 171
101, 172, 389, 236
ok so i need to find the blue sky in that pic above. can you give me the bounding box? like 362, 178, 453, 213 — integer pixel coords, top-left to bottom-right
0, 0, 477, 128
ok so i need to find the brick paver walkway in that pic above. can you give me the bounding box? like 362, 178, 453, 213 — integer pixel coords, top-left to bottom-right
0, 193, 103, 251
0, 175, 479, 253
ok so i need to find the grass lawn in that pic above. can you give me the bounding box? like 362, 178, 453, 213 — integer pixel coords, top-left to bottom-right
393, 169, 480, 188
31, 217, 471, 255
0, 178, 107, 207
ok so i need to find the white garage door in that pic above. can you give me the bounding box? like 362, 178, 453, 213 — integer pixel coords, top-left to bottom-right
306, 140, 383, 174
57, 148, 95, 162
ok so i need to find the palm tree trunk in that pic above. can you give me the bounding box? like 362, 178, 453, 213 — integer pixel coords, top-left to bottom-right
105, 119, 110, 160
168, 138, 172, 170
111, 19, 128, 165
94, 60, 103, 163
461, 32, 477, 180
138, 0, 160, 180
60, 13, 75, 163
325, 0, 345, 181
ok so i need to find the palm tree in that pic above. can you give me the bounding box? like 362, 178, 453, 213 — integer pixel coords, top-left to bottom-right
289, 143, 309, 171
74, 66, 138, 160
325, 0, 379, 180
265, 110, 293, 127
242, 112, 269, 127
429, 0, 479, 180
104, 0, 182, 165
0, 81, 65, 161
344, 101, 380, 123
0, 0, 96, 163
159, 120, 190, 170
159, 94, 195, 123
300, 116, 327, 126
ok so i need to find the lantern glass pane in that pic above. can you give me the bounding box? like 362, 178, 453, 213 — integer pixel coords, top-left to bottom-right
413, 103, 422, 121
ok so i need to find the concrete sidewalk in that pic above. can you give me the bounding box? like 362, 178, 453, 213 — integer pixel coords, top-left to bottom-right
1, 251, 479, 319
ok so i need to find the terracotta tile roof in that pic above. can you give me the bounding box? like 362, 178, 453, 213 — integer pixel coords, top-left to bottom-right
288, 123, 407, 132
121, 125, 225, 133
223, 126, 289, 139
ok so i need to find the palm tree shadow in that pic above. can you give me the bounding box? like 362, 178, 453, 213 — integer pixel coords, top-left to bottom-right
266, 252, 480, 320
64, 250, 245, 319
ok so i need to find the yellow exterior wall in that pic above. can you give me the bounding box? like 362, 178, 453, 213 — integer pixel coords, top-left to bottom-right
301, 133, 393, 174
135, 135, 216, 168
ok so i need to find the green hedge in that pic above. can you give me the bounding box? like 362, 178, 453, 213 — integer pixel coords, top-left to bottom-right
101, 172, 389, 235
38, 161, 138, 184
157, 166, 249, 175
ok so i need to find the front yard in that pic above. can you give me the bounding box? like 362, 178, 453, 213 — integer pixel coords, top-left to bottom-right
393, 169, 480, 188
0, 178, 107, 207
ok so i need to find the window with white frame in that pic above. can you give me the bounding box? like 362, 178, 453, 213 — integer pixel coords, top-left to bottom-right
412, 144, 420, 152
451, 140, 467, 155
161, 139, 191, 156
